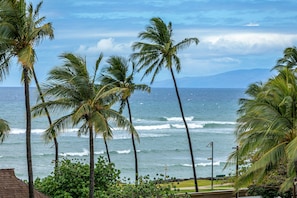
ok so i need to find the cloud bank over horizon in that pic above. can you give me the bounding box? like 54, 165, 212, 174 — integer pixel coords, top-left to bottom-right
1, 0, 296, 87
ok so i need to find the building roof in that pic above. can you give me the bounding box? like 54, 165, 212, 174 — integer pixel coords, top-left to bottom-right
0, 169, 48, 198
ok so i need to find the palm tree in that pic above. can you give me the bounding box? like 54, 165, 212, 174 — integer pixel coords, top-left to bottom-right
0, 1, 53, 197
131, 17, 199, 191
230, 67, 297, 192
274, 46, 297, 70
0, 118, 10, 142
101, 56, 150, 183
32, 53, 137, 198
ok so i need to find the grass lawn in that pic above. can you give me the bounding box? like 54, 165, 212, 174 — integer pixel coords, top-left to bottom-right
168, 178, 235, 193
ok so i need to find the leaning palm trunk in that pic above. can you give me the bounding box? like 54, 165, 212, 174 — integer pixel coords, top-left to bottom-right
32, 69, 59, 169
89, 123, 95, 198
24, 68, 34, 198
170, 67, 198, 192
127, 99, 138, 183
104, 137, 111, 163
291, 161, 297, 198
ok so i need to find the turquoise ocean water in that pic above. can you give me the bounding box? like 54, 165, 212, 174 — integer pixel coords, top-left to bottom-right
0, 87, 245, 181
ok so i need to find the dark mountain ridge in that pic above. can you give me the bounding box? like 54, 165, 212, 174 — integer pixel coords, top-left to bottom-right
153, 68, 274, 88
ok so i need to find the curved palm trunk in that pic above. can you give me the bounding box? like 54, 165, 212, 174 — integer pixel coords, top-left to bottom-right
89, 124, 94, 198
169, 67, 198, 192
104, 138, 111, 163
293, 161, 297, 198
127, 99, 138, 183
32, 69, 59, 169
24, 68, 34, 198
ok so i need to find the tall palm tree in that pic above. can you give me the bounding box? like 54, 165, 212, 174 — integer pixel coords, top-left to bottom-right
230, 67, 297, 192
32, 53, 137, 198
101, 56, 150, 183
0, 1, 53, 197
131, 17, 199, 191
0, 118, 10, 142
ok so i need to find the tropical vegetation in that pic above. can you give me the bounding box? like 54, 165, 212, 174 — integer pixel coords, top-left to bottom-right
32, 53, 137, 197
35, 157, 190, 198
34, 157, 121, 198
0, 118, 9, 142
0, 0, 53, 197
4, 0, 292, 196
131, 17, 199, 192
228, 46, 297, 196
100, 56, 151, 183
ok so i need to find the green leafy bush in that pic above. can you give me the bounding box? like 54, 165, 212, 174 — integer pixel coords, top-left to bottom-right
246, 164, 292, 198
34, 157, 120, 197
247, 185, 291, 198
104, 174, 190, 198
35, 158, 189, 198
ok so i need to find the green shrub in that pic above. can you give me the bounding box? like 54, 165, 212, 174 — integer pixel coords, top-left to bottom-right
247, 185, 292, 198
34, 157, 120, 197
104, 175, 190, 198
35, 158, 189, 198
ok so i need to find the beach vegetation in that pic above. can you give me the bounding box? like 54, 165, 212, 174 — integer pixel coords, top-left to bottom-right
32, 52, 137, 198
100, 56, 151, 183
228, 47, 297, 195
0, 118, 9, 142
131, 17, 199, 192
35, 159, 189, 198
0, 0, 54, 197
34, 157, 121, 198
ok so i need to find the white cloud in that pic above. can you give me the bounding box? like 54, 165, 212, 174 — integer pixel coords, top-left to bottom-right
76, 38, 132, 55
56, 30, 138, 40
202, 32, 297, 55
212, 57, 241, 64
244, 23, 260, 27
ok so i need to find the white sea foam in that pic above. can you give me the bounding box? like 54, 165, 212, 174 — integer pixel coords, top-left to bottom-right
135, 124, 171, 130
182, 161, 221, 167
10, 128, 25, 134
197, 161, 221, 167
140, 133, 169, 138
95, 151, 104, 155
202, 121, 236, 125
165, 116, 194, 122
10, 127, 81, 135
59, 148, 89, 157
171, 123, 203, 129
116, 149, 131, 154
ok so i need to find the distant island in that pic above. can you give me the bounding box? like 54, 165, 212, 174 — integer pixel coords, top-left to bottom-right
153, 68, 274, 88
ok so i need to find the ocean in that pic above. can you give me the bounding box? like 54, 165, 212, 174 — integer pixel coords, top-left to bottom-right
0, 87, 245, 182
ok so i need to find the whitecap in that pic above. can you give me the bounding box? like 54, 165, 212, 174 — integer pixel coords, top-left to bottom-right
135, 124, 171, 130
164, 116, 194, 122
10, 128, 25, 134
181, 161, 221, 167
197, 161, 221, 167
95, 150, 104, 155
59, 148, 89, 157
171, 123, 203, 129
116, 149, 131, 154
140, 133, 169, 138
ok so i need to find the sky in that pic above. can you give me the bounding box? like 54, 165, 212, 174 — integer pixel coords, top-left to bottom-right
2, 0, 297, 87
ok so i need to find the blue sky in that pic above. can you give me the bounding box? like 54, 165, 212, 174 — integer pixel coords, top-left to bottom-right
2, 0, 297, 86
